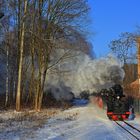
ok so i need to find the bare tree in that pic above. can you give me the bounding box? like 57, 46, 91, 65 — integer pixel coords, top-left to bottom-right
108, 32, 136, 64
21, 0, 89, 111
108, 32, 137, 86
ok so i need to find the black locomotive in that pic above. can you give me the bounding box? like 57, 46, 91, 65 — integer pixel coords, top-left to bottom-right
99, 84, 132, 121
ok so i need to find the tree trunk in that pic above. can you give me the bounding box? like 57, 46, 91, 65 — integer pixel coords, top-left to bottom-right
5, 44, 9, 107
9, 74, 14, 104
16, 0, 27, 111
37, 68, 47, 111
35, 72, 41, 111
34, 65, 47, 111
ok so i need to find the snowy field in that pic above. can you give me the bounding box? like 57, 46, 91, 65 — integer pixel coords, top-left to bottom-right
1, 104, 140, 140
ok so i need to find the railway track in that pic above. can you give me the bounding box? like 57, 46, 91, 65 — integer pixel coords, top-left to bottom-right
115, 121, 140, 140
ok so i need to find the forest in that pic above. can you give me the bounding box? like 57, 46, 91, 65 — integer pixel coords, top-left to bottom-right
0, 0, 92, 111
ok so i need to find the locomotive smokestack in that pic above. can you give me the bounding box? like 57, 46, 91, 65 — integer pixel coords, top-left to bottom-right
136, 37, 140, 94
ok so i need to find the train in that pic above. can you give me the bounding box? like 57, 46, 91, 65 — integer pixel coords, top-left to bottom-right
99, 84, 133, 121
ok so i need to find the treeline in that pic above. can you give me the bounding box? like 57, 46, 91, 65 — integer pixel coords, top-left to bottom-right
0, 0, 92, 111
108, 32, 139, 86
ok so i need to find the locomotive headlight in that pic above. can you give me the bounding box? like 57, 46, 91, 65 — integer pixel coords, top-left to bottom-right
117, 96, 120, 99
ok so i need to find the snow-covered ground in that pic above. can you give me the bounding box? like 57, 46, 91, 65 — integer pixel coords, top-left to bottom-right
1, 104, 140, 140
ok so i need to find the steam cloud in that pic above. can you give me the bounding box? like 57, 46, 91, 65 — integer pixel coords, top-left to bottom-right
46, 53, 125, 99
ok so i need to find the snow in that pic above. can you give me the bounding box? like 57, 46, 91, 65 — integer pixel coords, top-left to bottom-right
1, 104, 140, 140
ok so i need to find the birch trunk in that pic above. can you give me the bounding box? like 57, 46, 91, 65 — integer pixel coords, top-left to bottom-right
5, 44, 9, 107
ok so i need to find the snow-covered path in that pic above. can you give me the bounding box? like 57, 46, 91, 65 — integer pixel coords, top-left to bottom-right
26, 105, 140, 140
1, 105, 140, 140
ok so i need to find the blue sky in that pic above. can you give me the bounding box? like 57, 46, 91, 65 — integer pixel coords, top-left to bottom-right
88, 0, 140, 57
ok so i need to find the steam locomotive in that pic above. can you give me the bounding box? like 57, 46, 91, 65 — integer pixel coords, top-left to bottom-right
99, 84, 132, 121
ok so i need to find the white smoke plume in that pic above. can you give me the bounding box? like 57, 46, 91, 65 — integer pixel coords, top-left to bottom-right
45, 52, 125, 99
